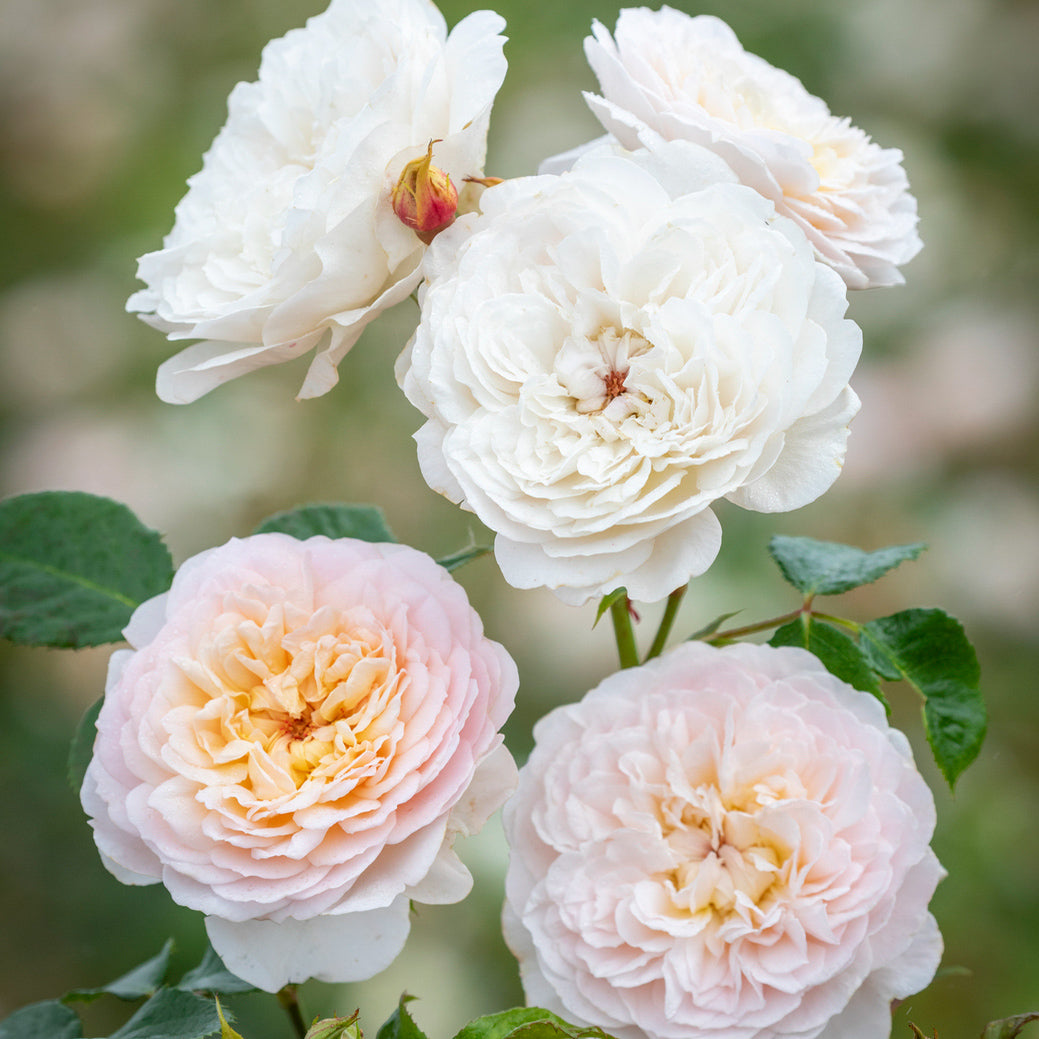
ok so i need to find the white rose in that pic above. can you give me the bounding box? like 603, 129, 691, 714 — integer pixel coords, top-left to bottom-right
397, 142, 861, 606
581, 8, 921, 290
129, 0, 507, 402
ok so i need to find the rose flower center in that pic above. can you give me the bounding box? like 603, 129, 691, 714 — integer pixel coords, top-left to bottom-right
557, 326, 652, 418
179, 599, 405, 799
657, 779, 798, 922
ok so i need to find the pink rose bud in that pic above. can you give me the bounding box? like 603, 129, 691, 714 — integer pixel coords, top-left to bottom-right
392, 140, 459, 243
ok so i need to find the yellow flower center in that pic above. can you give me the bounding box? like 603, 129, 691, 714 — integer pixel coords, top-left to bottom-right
173, 598, 406, 803
658, 771, 805, 923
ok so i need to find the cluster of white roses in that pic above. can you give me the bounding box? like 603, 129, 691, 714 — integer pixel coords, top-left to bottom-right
129, 0, 921, 606
83, 2, 942, 1038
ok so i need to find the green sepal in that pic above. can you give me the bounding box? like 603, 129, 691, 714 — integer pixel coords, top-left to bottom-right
0, 491, 173, 648
0, 1000, 82, 1039
215, 998, 246, 1039
768, 536, 925, 599
769, 616, 887, 706
376, 996, 428, 1039
254, 504, 396, 544
594, 588, 628, 629
981, 1012, 1039, 1039
64, 939, 173, 1003
177, 946, 255, 995
67, 696, 104, 795
305, 1012, 363, 1039
107, 988, 223, 1039
453, 1008, 618, 1039
860, 608, 986, 787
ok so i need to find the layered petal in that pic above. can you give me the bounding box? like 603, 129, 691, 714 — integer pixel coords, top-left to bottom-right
398, 142, 861, 604
82, 533, 518, 990
130, 0, 507, 401
580, 8, 921, 289
503, 642, 944, 1039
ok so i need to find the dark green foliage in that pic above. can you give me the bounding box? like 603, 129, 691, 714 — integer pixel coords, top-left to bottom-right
0, 492, 173, 647
862, 609, 986, 786
770, 615, 886, 704
253, 503, 397, 543
769, 536, 926, 598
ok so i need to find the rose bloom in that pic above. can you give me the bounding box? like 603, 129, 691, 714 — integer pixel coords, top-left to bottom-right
581, 8, 921, 289
81, 533, 518, 991
398, 142, 861, 606
503, 641, 944, 1039
129, 0, 507, 403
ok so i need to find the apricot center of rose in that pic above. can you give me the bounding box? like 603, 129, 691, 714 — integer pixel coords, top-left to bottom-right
181, 605, 406, 797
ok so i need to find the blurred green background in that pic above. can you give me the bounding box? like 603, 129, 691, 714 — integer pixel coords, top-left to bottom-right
1, 0, 1037, 1035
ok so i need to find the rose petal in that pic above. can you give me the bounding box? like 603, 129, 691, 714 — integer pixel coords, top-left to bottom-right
205, 897, 412, 989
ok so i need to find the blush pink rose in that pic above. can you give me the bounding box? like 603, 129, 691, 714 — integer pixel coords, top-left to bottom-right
503, 641, 943, 1039
81, 533, 518, 991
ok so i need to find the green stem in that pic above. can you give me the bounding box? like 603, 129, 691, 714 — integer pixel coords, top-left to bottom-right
812, 611, 862, 633
611, 595, 640, 669
645, 585, 688, 661
707, 607, 804, 643
277, 985, 308, 1039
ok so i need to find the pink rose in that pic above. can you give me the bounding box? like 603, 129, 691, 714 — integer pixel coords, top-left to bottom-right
503, 641, 943, 1039
82, 533, 518, 991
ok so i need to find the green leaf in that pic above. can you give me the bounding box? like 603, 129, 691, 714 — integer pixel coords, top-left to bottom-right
67, 696, 104, 794
108, 988, 223, 1039
436, 544, 492, 572
0, 491, 174, 648
0, 1000, 82, 1039
454, 1009, 566, 1039
507, 1023, 616, 1039
453, 1009, 618, 1039
65, 940, 173, 1003
376, 997, 428, 1039
768, 536, 926, 598
982, 1012, 1039, 1039
177, 946, 255, 996
594, 588, 628, 629
769, 616, 887, 706
861, 609, 986, 787
921, 679, 989, 786
254, 504, 396, 543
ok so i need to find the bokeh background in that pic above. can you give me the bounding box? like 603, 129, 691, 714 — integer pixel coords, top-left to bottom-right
1, 0, 1037, 1035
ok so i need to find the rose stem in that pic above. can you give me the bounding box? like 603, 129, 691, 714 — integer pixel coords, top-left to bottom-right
645, 585, 688, 661
610, 595, 640, 669
706, 607, 806, 643
277, 984, 308, 1039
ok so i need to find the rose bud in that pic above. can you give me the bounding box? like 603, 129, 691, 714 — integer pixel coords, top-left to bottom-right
304, 1015, 362, 1039
392, 140, 459, 242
